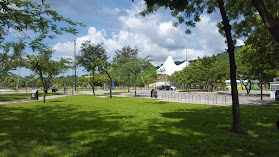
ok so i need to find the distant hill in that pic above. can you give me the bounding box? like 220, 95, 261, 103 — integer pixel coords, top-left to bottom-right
174, 61, 184, 65
215, 46, 243, 61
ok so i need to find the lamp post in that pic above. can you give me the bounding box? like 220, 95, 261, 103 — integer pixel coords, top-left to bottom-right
185, 48, 188, 92
74, 40, 77, 91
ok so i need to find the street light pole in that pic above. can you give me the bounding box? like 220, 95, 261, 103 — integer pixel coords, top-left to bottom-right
185, 48, 188, 92
74, 40, 77, 91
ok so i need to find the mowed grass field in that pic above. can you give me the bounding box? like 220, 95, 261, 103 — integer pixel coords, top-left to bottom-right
0, 95, 278, 156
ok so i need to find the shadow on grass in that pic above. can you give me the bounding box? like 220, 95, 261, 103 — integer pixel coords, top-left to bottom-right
0, 104, 134, 156
0, 98, 278, 156
84, 104, 279, 156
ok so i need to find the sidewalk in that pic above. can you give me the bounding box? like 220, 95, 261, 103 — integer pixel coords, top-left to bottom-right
0, 93, 74, 104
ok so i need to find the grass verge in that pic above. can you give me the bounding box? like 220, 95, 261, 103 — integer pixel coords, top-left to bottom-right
0, 95, 278, 156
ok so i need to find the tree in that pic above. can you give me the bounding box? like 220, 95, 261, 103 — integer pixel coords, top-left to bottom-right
0, 0, 83, 49
0, 42, 26, 82
251, 0, 279, 43
113, 45, 139, 92
28, 49, 71, 103
77, 41, 105, 95
236, 13, 279, 95
136, 0, 245, 133
114, 45, 139, 60
140, 67, 158, 89
124, 57, 151, 96
95, 47, 113, 98
170, 56, 229, 90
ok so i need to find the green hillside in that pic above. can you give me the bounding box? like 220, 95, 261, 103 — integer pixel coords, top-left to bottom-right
215, 46, 243, 61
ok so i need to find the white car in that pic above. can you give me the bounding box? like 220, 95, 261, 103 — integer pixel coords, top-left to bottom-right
170, 86, 176, 91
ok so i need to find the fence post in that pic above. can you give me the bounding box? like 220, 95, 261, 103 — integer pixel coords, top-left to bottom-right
176, 94, 180, 101
222, 96, 226, 105
205, 95, 209, 103
191, 95, 194, 102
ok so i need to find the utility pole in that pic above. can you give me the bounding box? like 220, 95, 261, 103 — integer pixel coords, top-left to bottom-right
185, 48, 188, 92
74, 40, 77, 91
77, 72, 78, 92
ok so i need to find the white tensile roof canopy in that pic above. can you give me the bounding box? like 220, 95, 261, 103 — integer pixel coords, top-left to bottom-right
157, 56, 189, 76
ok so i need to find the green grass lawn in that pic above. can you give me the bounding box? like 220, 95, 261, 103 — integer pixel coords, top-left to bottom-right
0, 92, 62, 102
0, 95, 278, 156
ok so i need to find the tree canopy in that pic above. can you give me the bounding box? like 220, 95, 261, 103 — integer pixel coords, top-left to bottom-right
28, 49, 71, 103
0, 42, 25, 81
0, 0, 84, 50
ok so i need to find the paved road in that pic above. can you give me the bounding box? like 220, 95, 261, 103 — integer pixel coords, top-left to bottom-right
0, 93, 75, 104
121, 90, 275, 106
0, 90, 276, 106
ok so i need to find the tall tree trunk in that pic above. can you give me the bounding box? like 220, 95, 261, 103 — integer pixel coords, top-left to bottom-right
251, 0, 279, 43
260, 72, 263, 100
128, 75, 130, 92
43, 88, 47, 103
105, 71, 112, 98
92, 70, 95, 95
218, 0, 243, 133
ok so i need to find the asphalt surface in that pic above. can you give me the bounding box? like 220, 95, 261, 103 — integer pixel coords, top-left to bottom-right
0, 90, 276, 106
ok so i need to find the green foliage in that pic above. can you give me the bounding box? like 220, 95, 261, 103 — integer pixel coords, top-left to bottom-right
113, 46, 154, 89
76, 41, 110, 95
139, 67, 158, 86
215, 46, 242, 61
77, 41, 108, 73
232, 0, 279, 40
113, 46, 139, 79
113, 45, 138, 62
171, 55, 229, 89
0, 95, 278, 156
0, 0, 84, 49
235, 16, 279, 84
0, 42, 26, 81
27, 49, 71, 102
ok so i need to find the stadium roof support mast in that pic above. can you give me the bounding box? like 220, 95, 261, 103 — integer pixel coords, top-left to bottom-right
74, 40, 77, 91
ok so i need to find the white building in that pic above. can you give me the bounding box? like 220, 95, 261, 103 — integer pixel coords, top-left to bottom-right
157, 56, 189, 76
149, 56, 189, 87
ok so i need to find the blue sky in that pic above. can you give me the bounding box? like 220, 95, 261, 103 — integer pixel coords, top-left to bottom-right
11, 0, 244, 77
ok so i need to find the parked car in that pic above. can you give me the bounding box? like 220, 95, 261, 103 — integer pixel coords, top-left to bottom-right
157, 85, 176, 91
157, 85, 166, 90
170, 86, 177, 91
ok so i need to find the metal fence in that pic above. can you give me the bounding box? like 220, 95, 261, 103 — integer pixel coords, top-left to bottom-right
161, 93, 227, 105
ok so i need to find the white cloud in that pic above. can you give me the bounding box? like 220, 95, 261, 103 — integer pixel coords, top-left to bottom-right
188, 15, 227, 54
52, 1, 228, 66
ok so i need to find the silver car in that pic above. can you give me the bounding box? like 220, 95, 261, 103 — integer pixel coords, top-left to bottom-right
170, 86, 176, 91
